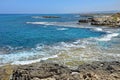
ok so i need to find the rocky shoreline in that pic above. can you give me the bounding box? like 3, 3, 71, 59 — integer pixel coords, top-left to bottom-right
0, 61, 119, 80
42, 16, 60, 18
78, 13, 120, 27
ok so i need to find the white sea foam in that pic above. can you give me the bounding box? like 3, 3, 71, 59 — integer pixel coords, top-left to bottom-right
26, 21, 107, 32
57, 28, 68, 31
26, 21, 82, 28
26, 22, 50, 25
96, 33, 119, 41
60, 41, 86, 49
11, 55, 58, 65
93, 28, 103, 31
32, 16, 42, 19
0, 39, 88, 66
0, 51, 46, 64
1, 35, 120, 66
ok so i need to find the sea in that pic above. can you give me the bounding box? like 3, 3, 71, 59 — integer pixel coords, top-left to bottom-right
0, 14, 120, 66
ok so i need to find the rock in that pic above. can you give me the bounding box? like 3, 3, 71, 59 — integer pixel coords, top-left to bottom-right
77, 61, 120, 80
42, 16, 60, 18
78, 19, 89, 23
11, 63, 72, 80
40, 77, 56, 80
78, 13, 120, 27
78, 17, 94, 23
10, 61, 120, 80
32, 77, 40, 80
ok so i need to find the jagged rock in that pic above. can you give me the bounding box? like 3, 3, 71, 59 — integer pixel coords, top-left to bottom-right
78, 13, 120, 27
77, 61, 120, 80
11, 63, 72, 80
11, 62, 120, 80
42, 16, 60, 18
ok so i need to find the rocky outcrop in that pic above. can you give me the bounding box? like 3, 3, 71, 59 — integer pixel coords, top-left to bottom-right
78, 18, 94, 23
11, 63, 72, 80
78, 13, 120, 27
10, 61, 120, 80
42, 16, 60, 18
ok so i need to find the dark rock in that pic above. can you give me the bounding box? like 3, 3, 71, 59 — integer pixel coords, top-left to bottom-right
78, 17, 94, 23
42, 16, 60, 18
78, 13, 120, 27
78, 19, 89, 23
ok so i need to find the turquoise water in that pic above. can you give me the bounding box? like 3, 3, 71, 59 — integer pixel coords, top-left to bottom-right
0, 14, 120, 65
0, 14, 105, 49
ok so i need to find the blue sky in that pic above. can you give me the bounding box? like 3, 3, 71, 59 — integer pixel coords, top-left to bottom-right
0, 0, 120, 14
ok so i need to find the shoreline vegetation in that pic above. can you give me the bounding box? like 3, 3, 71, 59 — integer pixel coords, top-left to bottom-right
78, 13, 120, 27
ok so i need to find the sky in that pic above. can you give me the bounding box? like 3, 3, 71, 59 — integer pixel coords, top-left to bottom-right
0, 0, 120, 14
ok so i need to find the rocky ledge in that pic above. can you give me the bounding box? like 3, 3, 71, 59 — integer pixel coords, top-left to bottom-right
10, 61, 120, 80
78, 13, 120, 27
42, 16, 60, 18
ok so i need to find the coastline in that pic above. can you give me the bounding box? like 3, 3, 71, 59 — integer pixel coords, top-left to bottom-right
0, 61, 120, 80
78, 13, 120, 27
0, 13, 120, 80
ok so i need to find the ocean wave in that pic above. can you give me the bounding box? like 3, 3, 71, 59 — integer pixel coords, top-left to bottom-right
11, 55, 58, 65
56, 28, 68, 31
26, 21, 82, 28
96, 33, 119, 41
0, 51, 46, 64
1, 36, 120, 66
26, 21, 105, 34
26, 22, 51, 25
32, 16, 43, 19
0, 39, 88, 66
93, 28, 103, 32
26, 21, 109, 34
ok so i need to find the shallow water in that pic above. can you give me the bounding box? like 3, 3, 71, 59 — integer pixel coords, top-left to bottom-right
0, 14, 120, 66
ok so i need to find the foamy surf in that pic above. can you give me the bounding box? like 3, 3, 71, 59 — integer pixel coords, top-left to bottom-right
11, 55, 58, 65
26, 21, 108, 34
93, 28, 103, 32
57, 28, 68, 31
96, 33, 119, 41
26, 21, 81, 28
26, 22, 50, 25
32, 16, 43, 19
0, 39, 89, 66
